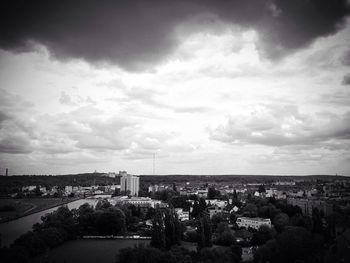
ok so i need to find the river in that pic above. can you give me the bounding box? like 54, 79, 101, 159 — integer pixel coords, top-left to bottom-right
0, 198, 98, 247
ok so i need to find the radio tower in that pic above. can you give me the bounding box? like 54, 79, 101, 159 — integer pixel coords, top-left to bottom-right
153, 153, 156, 175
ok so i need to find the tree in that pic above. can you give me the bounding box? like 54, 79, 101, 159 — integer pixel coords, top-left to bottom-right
151, 209, 183, 250
34, 185, 42, 196
145, 207, 156, 220
258, 204, 280, 219
191, 200, 200, 218
242, 203, 258, 217
95, 199, 112, 210
40, 206, 77, 240
251, 225, 276, 246
164, 209, 182, 249
95, 207, 126, 235
233, 189, 238, 200
208, 187, 220, 199
254, 226, 324, 263
170, 196, 191, 210
151, 209, 166, 250
273, 213, 290, 232
258, 184, 266, 193
191, 198, 207, 219
229, 213, 237, 224
214, 230, 236, 246
11, 231, 47, 257
38, 227, 65, 248
77, 203, 95, 234
211, 213, 228, 231
290, 214, 312, 231
312, 208, 324, 234
198, 198, 207, 213
197, 213, 212, 249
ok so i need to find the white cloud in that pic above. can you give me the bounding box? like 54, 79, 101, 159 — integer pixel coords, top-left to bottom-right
1, 20, 350, 175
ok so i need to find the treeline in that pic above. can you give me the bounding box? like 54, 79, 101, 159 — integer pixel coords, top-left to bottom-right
0, 173, 119, 195
116, 208, 243, 263
140, 174, 348, 185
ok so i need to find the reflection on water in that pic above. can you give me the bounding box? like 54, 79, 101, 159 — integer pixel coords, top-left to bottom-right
0, 199, 98, 247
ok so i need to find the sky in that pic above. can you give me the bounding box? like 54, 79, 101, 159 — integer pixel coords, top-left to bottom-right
1, 0, 350, 176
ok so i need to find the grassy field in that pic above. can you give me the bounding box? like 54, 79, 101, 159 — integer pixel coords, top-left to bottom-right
34, 239, 150, 263
0, 198, 76, 223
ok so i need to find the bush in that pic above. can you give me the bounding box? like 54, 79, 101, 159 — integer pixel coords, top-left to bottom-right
38, 227, 65, 248
214, 231, 236, 246
11, 231, 47, 257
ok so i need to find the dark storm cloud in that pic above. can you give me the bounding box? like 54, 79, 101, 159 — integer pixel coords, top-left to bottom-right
0, 0, 349, 71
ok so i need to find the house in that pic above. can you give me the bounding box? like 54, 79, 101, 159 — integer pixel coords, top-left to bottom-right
175, 208, 190, 221
208, 205, 225, 218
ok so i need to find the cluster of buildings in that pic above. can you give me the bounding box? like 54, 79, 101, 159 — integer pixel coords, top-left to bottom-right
18, 171, 141, 198
287, 197, 334, 216
14, 173, 350, 234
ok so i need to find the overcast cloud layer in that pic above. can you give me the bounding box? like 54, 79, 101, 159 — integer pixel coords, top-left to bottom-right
0, 0, 350, 175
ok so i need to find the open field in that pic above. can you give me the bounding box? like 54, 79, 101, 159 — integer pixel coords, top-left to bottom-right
0, 198, 78, 223
34, 239, 150, 263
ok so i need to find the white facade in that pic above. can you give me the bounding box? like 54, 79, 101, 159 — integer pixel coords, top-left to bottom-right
236, 217, 272, 230
22, 185, 36, 192
111, 196, 162, 208
175, 208, 190, 221
148, 184, 158, 192
65, 185, 73, 194
206, 199, 227, 208
120, 173, 140, 196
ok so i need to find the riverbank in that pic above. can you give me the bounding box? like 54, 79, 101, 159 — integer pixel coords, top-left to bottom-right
0, 198, 98, 247
0, 197, 81, 224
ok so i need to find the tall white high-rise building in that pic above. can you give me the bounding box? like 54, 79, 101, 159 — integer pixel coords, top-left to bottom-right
120, 171, 140, 196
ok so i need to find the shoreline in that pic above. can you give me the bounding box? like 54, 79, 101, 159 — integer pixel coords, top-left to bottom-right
0, 197, 82, 224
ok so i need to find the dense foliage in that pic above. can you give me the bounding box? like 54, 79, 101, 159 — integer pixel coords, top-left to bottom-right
0, 201, 127, 263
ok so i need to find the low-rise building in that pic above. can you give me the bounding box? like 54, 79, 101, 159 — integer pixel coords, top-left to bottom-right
111, 196, 165, 208
65, 185, 73, 194
208, 205, 225, 218
236, 217, 272, 230
206, 199, 227, 208
197, 189, 208, 198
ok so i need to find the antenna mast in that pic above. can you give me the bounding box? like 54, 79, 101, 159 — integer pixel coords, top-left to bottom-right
153, 153, 155, 175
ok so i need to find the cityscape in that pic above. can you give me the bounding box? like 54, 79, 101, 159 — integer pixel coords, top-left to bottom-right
1, 1, 350, 263
0, 171, 349, 263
